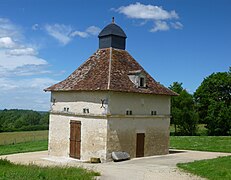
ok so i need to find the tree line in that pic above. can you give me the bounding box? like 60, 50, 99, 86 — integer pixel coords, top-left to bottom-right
170, 68, 231, 136
0, 109, 49, 132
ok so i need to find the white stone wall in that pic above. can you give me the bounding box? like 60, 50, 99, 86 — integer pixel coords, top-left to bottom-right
48, 91, 171, 162
109, 92, 170, 115
51, 91, 109, 115
106, 117, 170, 161
49, 114, 108, 162
50, 91, 170, 116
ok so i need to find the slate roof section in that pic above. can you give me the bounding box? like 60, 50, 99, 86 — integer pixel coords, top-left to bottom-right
98, 23, 127, 38
45, 48, 177, 96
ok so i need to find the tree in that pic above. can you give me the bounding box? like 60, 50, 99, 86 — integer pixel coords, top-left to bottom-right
169, 82, 198, 135
0, 109, 49, 132
194, 69, 231, 135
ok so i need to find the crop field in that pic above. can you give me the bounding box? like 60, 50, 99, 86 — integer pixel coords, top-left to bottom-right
0, 130, 48, 145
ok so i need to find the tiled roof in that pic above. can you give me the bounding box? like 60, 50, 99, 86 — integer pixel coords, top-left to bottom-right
45, 48, 177, 96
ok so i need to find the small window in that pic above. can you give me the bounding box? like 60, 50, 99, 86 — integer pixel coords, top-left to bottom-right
140, 77, 145, 87
63, 107, 69, 112
151, 111, 157, 115
126, 110, 132, 115
83, 108, 89, 114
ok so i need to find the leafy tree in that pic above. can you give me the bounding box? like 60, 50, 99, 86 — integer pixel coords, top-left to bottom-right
170, 82, 198, 135
194, 69, 231, 135
0, 109, 49, 132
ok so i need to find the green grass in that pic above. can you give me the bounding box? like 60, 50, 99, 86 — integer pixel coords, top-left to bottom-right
0, 159, 100, 180
0, 140, 48, 155
0, 130, 48, 145
177, 156, 231, 180
170, 136, 231, 153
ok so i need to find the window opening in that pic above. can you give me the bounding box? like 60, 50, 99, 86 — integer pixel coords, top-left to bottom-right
140, 77, 145, 87
126, 110, 132, 115
83, 108, 89, 114
151, 110, 157, 115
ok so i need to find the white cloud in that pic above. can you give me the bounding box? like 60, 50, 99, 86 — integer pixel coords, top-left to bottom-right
116, 2, 178, 20
0, 50, 47, 70
44, 24, 72, 45
6, 47, 37, 56
86, 26, 101, 35
171, 21, 183, 29
45, 24, 101, 45
0, 77, 57, 110
70, 31, 88, 38
115, 2, 183, 32
0, 77, 57, 92
0, 37, 17, 48
150, 21, 170, 32
0, 18, 22, 39
0, 18, 50, 77
0, 17, 59, 111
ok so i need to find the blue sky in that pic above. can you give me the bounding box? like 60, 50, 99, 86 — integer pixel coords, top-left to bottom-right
0, 0, 230, 111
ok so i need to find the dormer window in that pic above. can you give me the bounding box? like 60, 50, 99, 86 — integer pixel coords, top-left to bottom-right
128, 70, 146, 88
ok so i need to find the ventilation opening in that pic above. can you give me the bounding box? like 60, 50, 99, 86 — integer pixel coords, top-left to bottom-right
64, 107, 69, 112
151, 111, 157, 115
126, 110, 132, 115
83, 108, 89, 114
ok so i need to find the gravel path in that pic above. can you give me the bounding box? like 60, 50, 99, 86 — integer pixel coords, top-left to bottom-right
1, 150, 230, 180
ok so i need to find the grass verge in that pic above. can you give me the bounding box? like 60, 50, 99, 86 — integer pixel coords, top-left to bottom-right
0, 140, 48, 155
170, 136, 231, 153
177, 156, 231, 180
0, 159, 100, 180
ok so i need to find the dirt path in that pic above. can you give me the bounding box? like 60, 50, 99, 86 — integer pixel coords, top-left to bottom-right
1, 150, 230, 180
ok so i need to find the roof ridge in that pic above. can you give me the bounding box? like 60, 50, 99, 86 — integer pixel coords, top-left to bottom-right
107, 47, 112, 89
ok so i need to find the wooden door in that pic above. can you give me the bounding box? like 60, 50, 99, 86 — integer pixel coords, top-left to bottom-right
70, 120, 81, 159
136, 133, 145, 157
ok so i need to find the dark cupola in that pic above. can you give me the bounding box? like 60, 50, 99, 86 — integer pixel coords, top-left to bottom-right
98, 17, 127, 50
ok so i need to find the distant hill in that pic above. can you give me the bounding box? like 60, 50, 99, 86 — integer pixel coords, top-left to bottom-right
0, 109, 49, 132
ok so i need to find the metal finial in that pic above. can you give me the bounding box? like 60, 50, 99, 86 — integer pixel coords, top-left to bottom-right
112, 17, 115, 23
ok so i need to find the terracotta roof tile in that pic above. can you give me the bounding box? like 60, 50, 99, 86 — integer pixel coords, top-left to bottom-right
45, 48, 177, 96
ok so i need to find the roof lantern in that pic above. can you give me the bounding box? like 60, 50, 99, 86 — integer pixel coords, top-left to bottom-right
98, 17, 127, 50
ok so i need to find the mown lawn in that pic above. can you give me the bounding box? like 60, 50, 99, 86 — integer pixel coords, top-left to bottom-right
0, 140, 48, 155
0, 159, 100, 180
170, 136, 231, 153
178, 156, 231, 180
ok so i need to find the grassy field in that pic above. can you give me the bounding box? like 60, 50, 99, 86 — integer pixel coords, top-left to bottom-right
170, 136, 231, 153
178, 156, 231, 180
0, 158, 100, 180
0, 140, 48, 155
0, 130, 48, 145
